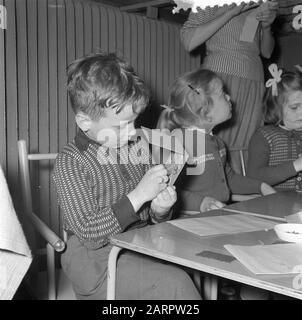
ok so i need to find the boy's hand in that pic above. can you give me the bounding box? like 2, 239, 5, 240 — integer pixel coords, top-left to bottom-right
260, 182, 276, 196
150, 186, 177, 217
200, 196, 225, 213
127, 165, 168, 212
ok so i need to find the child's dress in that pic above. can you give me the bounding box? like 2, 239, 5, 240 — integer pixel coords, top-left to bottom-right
247, 125, 302, 191
176, 129, 262, 212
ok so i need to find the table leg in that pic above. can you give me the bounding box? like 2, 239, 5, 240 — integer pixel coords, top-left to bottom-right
193, 271, 202, 293
106, 246, 123, 300
204, 275, 218, 300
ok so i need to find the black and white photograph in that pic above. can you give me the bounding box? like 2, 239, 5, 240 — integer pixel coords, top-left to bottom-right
0, 0, 302, 308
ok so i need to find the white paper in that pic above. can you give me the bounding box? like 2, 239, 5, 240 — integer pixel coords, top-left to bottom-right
225, 243, 302, 275
0, 166, 32, 299
240, 2, 270, 43
141, 127, 189, 186
167, 214, 278, 237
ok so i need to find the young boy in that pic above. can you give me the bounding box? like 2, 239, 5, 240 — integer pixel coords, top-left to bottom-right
53, 53, 201, 300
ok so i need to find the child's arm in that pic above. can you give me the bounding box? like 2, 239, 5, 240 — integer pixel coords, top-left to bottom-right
127, 165, 169, 212
247, 130, 298, 186
181, 3, 257, 52
53, 154, 167, 249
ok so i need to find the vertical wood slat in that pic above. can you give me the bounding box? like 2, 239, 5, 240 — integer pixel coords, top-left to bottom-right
100, 4, 108, 53
16, 0, 28, 146
92, 2, 101, 52
156, 22, 163, 103
108, 8, 116, 53
83, 1, 92, 55
48, 0, 59, 234
5, 0, 18, 190
0, 0, 6, 171
3, 0, 200, 244
115, 9, 123, 57
130, 14, 138, 73
37, 0, 50, 233
123, 11, 131, 64
57, 0, 67, 235
150, 20, 157, 100
66, 0, 76, 143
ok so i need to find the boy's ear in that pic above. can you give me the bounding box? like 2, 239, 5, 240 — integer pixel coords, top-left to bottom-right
75, 113, 93, 132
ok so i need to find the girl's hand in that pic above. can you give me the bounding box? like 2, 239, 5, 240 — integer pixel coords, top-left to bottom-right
200, 196, 225, 212
256, 1, 279, 29
151, 186, 177, 217
260, 182, 276, 196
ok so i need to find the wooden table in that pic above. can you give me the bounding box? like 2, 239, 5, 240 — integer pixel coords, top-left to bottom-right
223, 191, 302, 222
107, 209, 302, 300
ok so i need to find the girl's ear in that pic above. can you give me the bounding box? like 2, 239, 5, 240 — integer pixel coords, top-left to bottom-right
75, 112, 93, 132
199, 108, 212, 123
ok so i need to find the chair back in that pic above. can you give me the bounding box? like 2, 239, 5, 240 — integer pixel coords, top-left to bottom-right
17, 140, 73, 299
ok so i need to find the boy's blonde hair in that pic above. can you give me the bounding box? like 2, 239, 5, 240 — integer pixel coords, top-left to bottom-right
67, 52, 150, 119
157, 68, 221, 130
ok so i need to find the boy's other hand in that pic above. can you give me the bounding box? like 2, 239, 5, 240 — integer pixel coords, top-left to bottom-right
151, 186, 177, 217
260, 182, 276, 196
200, 196, 225, 213
127, 165, 168, 212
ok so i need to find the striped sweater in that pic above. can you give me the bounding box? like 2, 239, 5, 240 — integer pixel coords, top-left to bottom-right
247, 125, 302, 190
53, 129, 152, 250
181, 6, 263, 82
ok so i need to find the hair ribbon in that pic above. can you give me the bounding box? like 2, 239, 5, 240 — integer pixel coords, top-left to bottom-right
161, 104, 174, 112
265, 64, 283, 97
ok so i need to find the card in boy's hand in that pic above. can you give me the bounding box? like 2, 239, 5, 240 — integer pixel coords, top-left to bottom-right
141, 127, 188, 186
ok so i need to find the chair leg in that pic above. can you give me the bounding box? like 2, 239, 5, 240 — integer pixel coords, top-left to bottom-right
106, 246, 123, 300
204, 275, 218, 300
46, 243, 56, 300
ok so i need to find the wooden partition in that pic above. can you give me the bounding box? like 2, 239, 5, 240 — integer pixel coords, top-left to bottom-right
0, 0, 200, 243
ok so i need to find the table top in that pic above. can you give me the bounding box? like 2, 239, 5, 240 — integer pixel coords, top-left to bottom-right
223, 191, 302, 222
110, 210, 302, 299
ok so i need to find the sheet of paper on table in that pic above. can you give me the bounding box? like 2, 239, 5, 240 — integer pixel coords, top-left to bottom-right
141, 127, 189, 186
225, 243, 302, 275
167, 214, 278, 237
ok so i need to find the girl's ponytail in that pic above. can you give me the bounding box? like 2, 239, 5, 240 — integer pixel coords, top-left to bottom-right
156, 105, 180, 131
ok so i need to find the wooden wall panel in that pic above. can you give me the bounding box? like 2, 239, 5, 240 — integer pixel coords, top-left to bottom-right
0, 0, 6, 172
0, 0, 200, 245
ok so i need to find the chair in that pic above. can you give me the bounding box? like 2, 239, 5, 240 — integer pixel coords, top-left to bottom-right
18, 140, 76, 300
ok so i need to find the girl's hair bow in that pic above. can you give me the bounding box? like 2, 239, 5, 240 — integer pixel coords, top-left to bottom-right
265, 64, 283, 97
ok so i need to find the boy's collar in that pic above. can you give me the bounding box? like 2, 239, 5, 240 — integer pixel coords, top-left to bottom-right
279, 124, 302, 132
74, 128, 140, 152
186, 127, 213, 136
75, 129, 102, 152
